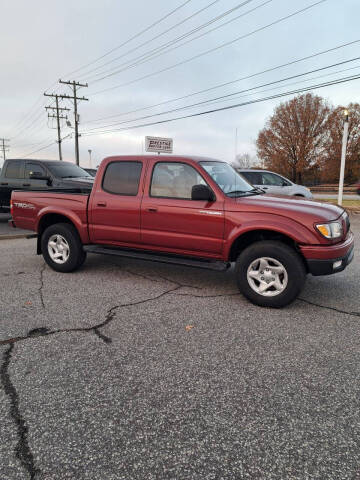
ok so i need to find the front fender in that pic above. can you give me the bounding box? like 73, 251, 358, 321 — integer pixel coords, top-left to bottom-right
224, 212, 320, 260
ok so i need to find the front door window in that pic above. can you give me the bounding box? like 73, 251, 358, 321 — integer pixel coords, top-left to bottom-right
150, 162, 206, 199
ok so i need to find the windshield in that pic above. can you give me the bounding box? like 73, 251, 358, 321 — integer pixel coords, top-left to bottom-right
47, 163, 92, 179
200, 161, 255, 197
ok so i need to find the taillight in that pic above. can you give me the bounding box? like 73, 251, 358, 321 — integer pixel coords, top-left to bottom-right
10, 200, 13, 216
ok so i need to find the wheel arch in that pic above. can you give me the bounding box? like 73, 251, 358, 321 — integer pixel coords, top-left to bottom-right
228, 228, 305, 265
36, 213, 80, 255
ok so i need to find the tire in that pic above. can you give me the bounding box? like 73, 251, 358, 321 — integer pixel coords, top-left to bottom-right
235, 240, 306, 308
41, 223, 86, 273
294, 194, 304, 197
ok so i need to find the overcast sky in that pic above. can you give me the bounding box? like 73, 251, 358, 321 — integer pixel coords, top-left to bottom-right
1, 0, 359, 168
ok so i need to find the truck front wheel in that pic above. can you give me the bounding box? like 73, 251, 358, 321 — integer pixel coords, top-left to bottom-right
235, 240, 306, 308
41, 223, 86, 273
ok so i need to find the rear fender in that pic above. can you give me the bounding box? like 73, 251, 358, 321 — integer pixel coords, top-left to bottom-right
36, 207, 89, 254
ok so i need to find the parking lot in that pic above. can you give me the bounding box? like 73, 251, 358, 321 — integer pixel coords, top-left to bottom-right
1, 215, 359, 480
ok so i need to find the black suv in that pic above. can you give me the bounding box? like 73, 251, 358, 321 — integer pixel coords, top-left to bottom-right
0, 159, 93, 211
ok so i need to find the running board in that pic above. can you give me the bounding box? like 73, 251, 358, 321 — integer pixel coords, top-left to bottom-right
84, 245, 230, 271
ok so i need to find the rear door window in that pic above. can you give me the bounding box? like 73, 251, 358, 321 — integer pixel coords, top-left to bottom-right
5, 161, 23, 179
25, 163, 47, 178
261, 172, 284, 186
102, 161, 142, 196
242, 171, 263, 185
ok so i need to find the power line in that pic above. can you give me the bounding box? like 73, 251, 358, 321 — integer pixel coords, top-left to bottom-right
83, 39, 360, 125
62, 0, 194, 79
84, 51, 360, 129
91, 0, 328, 96
177, 64, 360, 110
84, 0, 258, 83
11, 139, 54, 150
6, 2, 194, 141
6, 96, 44, 138
7, 82, 64, 139
81, 73, 360, 137
20, 140, 57, 159
83, 62, 360, 132
10, 102, 52, 140
78, 0, 223, 81
87, 57, 360, 131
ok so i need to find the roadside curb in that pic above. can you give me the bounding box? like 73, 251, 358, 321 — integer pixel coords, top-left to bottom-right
0, 233, 35, 241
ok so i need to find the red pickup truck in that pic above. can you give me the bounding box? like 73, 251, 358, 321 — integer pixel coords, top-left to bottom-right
10, 155, 354, 308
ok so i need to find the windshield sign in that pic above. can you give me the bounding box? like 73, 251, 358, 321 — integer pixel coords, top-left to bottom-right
200, 161, 255, 197
47, 163, 92, 179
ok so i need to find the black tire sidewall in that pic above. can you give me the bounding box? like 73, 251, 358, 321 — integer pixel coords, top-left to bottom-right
235, 241, 306, 308
41, 223, 84, 272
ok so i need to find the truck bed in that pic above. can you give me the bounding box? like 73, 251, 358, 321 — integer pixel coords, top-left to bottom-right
11, 190, 90, 234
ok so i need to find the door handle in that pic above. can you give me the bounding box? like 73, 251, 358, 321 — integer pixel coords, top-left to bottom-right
97, 202, 107, 207
147, 207, 158, 212
1, 182, 8, 185
23, 183, 30, 187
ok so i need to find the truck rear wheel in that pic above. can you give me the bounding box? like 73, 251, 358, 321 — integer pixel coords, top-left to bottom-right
41, 223, 86, 273
235, 240, 306, 308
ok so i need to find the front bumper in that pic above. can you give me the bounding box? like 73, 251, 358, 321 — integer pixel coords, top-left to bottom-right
306, 245, 354, 275
300, 232, 354, 276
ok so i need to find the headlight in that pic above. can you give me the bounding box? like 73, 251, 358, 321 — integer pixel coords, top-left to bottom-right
316, 222, 342, 239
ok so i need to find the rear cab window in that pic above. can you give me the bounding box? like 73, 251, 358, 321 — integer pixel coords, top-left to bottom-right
5, 160, 24, 178
47, 163, 91, 179
102, 161, 143, 196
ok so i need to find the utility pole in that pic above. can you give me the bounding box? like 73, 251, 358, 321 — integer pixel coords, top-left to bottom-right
234, 127, 238, 162
338, 109, 349, 206
0, 138, 10, 165
58, 80, 88, 165
44, 94, 70, 161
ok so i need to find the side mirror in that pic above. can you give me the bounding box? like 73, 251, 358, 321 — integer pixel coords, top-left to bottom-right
191, 184, 215, 201
29, 172, 52, 185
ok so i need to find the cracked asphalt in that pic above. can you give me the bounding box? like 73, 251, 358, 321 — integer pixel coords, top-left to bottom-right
1, 216, 359, 480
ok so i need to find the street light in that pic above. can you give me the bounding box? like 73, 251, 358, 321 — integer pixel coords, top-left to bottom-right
338, 109, 349, 206
88, 149, 92, 168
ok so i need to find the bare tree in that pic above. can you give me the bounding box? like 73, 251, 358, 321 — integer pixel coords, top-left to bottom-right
232, 153, 253, 169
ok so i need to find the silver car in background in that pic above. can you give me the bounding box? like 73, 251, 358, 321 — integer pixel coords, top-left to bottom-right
238, 169, 313, 199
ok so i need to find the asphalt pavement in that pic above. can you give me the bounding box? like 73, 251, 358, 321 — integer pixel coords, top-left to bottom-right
1, 216, 359, 479
0, 213, 33, 238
